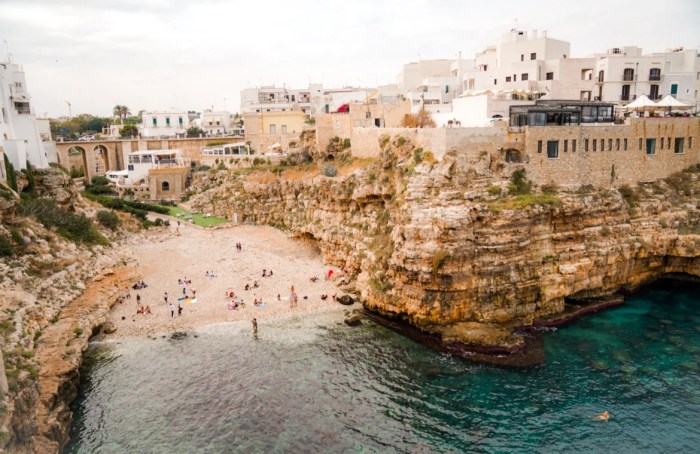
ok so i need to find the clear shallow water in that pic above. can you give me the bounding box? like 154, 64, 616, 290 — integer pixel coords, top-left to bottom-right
66, 280, 700, 453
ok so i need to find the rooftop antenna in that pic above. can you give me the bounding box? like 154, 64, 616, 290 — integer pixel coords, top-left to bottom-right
65, 100, 72, 119
3, 40, 12, 62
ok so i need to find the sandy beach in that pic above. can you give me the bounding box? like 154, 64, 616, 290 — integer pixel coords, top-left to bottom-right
106, 221, 348, 338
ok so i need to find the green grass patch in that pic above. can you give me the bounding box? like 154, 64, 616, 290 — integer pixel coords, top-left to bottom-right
159, 205, 228, 227
489, 194, 562, 211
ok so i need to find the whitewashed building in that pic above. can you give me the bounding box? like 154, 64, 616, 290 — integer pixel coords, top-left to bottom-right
0, 61, 52, 170
140, 111, 191, 138
200, 110, 233, 135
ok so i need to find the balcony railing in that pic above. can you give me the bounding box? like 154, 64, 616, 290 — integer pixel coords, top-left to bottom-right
649, 74, 661, 81
622, 73, 635, 81
620, 94, 635, 101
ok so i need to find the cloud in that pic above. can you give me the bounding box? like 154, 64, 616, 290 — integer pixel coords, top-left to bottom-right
1, 0, 698, 117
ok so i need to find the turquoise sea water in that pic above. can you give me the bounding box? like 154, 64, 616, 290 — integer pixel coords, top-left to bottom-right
66, 280, 700, 453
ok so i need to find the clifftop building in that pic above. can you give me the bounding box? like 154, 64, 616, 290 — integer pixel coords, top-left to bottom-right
0, 61, 54, 171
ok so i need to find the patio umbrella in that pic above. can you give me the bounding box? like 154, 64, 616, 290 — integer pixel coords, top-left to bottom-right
624, 94, 658, 112
655, 95, 691, 114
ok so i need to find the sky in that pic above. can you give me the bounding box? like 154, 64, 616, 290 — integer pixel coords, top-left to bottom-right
1, 0, 698, 118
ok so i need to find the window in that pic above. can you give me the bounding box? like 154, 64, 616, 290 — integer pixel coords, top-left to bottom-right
281, 125, 287, 134
572, 140, 577, 152
598, 70, 604, 82
593, 139, 597, 151
546, 72, 554, 80
639, 138, 643, 150
650, 84, 659, 99
483, 65, 488, 71
616, 138, 620, 151
660, 138, 664, 150
674, 138, 684, 154
521, 54, 524, 61
646, 138, 656, 155
564, 139, 568, 152
608, 139, 613, 151
621, 85, 631, 101
667, 137, 671, 149
624, 138, 627, 150
530, 53, 536, 60
585, 139, 589, 151
521, 73, 529, 81
506, 76, 512, 82
179, 117, 183, 125
269, 124, 276, 134
152, 117, 157, 126
623, 68, 634, 81
161, 181, 170, 191
547, 140, 559, 158
166, 117, 171, 126
494, 79, 497, 85
649, 68, 661, 81
537, 140, 542, 153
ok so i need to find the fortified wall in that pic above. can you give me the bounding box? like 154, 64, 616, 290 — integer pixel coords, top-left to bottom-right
350, 117, 699, 188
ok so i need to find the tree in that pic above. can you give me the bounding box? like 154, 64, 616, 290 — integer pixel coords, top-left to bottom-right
186, 126, 205, 138
401, 109, 436, 128
120, 124, 138, 138
112, 105, 131, 124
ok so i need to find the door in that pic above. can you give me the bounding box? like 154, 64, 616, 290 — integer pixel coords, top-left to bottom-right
670, 84, 678, 97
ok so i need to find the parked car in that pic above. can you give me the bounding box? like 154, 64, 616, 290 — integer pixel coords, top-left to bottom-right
78, 135, 95, 141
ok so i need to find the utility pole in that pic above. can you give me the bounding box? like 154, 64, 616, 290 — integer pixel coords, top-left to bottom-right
65, 100, 72, 119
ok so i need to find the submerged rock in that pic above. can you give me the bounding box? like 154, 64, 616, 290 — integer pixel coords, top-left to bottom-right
171, 332, 188, 340
102, 322, 117, 335
344, 314, 362, 326
338, 295, 355, 306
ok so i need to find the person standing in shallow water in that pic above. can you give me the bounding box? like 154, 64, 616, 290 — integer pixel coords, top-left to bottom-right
169, 303, 175, 318
252, 318, 258, 334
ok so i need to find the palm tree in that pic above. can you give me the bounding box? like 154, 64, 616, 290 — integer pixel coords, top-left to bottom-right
112, 105, 131, 124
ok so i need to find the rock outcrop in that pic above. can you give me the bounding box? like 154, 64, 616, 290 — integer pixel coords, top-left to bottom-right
187, 137, 700, 353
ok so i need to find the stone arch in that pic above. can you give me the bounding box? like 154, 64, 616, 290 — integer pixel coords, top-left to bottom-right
67, 146, 86, 178
504, 148, 523, 164
93, 145, 109, 175
161, 181, 170, 191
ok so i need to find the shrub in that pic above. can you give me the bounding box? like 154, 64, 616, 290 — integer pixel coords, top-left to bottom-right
541, 184, 558, 195
10, 229, 26, 246
97, 210, 121, 230
413, 147, 424, 164
17, 198, 108, 245
396, 136, 406, 146
0, 236, 14, 257
154, 217, 165, 226
618, 185, 638, 207
69, 166, 85, 178
73, 327, 83, 338
252, 157, 264, 166
487, 185, 502, 196
91, 176, 111, 187
321, 164, 338, 177
509, 169, 532, 195
422, 151, 436, 165
432, 250, 450, 275
4, 154, 18, 192
24, 162, 36, 195
85, 184, 115, 195
195, 165, 211, 172
342, 138, 351, 149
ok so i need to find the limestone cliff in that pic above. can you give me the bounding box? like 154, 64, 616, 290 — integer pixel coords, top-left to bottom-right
187, 137, 700, 351
0, 168, 137, 453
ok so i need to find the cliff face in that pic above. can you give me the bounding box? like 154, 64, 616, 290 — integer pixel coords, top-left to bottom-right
188, 138, 700, 350
0, 169, 136, 453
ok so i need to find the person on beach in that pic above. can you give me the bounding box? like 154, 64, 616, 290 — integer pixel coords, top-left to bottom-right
183, 287, 187, 295
252, 318, 258, 334
178, 304, 183, 316
192, 288, 197, 297
262, 269, 267, 277
594, 411, 609, 421
164, 292, 168, 303
145, 306, 152, 314
169, 303, 175, 318
136, 294, 141, 304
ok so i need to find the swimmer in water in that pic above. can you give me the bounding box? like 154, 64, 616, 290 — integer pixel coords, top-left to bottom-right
594, 411, 609, 421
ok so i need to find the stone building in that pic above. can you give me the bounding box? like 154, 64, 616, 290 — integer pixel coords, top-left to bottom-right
110, 149, 190, 200
243, 110, 308, 153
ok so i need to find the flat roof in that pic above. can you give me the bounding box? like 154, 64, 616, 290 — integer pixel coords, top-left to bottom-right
129, 149, 182, 156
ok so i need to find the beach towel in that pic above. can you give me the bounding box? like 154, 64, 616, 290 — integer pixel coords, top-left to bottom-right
227, 303, 234, 310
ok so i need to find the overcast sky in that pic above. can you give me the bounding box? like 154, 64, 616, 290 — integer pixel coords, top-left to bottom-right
1, 0, 698, 118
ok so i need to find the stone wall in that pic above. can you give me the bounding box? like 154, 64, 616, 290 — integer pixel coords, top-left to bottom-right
148, 167, 189, 200
524, 117, 700, 188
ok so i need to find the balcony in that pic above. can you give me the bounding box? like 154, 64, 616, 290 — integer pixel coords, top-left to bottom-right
622, 73, 635, 81
620, 94, 635, 101
649, 74, 661, 81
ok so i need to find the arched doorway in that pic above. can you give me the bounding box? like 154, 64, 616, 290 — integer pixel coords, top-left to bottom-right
67, 146, 86, 178
161, 181, 170, 191
504, 148, 524, 163
93, 145, 108, 175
